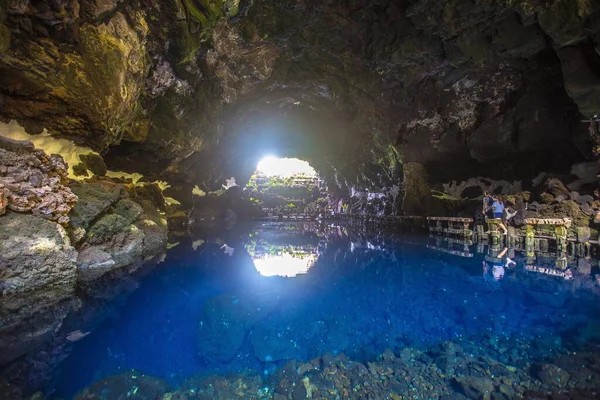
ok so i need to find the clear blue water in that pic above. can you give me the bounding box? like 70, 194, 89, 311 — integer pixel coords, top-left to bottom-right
34, 223, 600, 397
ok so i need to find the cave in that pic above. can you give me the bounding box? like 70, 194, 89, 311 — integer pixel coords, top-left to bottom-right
2, 1, 600, 399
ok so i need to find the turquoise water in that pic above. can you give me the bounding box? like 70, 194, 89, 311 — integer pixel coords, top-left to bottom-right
6, 222, 600, 398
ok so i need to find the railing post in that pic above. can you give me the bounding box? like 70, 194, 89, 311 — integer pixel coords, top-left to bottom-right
555, 225, 568, 252
525, 224, 534, 249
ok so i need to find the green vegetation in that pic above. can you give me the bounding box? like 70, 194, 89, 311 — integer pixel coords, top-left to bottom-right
177, 0, 234, 63
245, 172, 324, 213
248, 174, 316, 199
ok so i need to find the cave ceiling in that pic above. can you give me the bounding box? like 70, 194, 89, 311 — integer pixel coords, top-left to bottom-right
0, 0, 599, 190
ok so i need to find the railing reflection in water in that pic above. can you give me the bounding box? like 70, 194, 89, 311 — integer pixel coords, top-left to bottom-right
427, 233, 599, 283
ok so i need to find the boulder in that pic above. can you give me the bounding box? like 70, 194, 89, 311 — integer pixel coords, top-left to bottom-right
533, 363, 571, 388
567, 162, 598, 191
0, 136, 77, 224
569, 191, 580, 201
74, 370, 169, 400
134, 199, 168, 260
452, 377, 494, 400
544, 178, 570, 198
77, 225, 146, 281
68, 182, 122, 232
198, 293, 280, 363
86, 213, 133, 245
575, 195, 594, 205
75, 197, 165, 280
0, 211, 77, 293
76, 246, 116, 281
580, 202, 594, 216
72, 162, 89, 177
79, 153, 107, 176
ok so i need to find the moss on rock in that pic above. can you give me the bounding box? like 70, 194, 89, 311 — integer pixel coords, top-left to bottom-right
114, 199, 144, 224
86, 213, 131, 245
69, 182, 122, 231
0, 23, 10, 53
80, 153, 108, 176
401, 162, 432, 215
72, 163, 89, 177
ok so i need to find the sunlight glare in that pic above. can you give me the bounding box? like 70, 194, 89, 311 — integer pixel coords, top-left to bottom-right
253, 253, 316, 277
256, 156, 316, 178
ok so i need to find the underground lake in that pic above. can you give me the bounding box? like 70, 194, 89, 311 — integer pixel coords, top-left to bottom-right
2, 222, 600, 399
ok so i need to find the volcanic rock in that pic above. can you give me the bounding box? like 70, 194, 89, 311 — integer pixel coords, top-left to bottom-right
0, 211, 77, 294
0, 136, 77, 224
534, 363, 571, 388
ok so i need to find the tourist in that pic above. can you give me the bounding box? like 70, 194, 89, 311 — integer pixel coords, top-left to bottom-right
491, 196, 508, 235
505, 207, 518, 225
482, 191, 493, 218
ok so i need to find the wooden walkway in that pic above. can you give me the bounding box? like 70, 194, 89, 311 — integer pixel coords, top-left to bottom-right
324, 213, 589, 252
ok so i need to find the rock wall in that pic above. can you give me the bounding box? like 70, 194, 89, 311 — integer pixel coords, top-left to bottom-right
0, 139, 168, 289
0, 0, 597, 196
71, 178, 168, 281
0, 211, 77, 294
0, 138, 169, 371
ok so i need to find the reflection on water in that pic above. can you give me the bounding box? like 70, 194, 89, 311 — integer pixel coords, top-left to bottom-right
252, 254, 317, 277
427, 233, 593, 284
1, 222, 600, 399
246, 223, 319, 277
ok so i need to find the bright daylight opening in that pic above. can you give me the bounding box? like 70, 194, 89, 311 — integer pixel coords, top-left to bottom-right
246, 156, 325, 218
256, 156, 317, 178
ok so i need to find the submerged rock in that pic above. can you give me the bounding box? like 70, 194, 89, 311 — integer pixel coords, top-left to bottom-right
534, 363, 571, 388
452, 377, 494, 400
74, 370, 169, 400
197, 293, 280, 363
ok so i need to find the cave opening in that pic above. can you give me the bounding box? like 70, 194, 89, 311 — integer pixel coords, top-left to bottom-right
244, 156, 326, 218
255, 156, 317, 179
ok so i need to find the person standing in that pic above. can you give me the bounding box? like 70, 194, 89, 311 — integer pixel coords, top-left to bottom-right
491, 195, 508, 235
482, 191, 493, 218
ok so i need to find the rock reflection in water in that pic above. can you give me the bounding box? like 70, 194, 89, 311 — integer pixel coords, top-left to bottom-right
0, 259, 161, 396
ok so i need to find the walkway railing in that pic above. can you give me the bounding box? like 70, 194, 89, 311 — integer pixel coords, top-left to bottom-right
324, 213, 590, 256
427, 216, 473, 237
